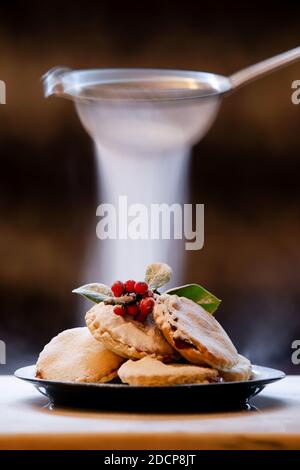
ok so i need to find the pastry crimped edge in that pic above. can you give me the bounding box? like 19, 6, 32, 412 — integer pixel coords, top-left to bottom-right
153, 294, 239, 370
219, 354, 252, 382
86, 307, 176, 363
36, 367, 118, 383
118, 357, 220, 386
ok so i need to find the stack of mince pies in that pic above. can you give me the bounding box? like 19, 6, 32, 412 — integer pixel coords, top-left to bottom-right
36, 267, 252, 386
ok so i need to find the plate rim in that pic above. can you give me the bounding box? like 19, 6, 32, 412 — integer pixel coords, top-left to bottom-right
14, 364, 286, 389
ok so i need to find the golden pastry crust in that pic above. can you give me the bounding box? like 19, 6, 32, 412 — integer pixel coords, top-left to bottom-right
219, 354, 252, 382
36, 327, 124, 383
86, 303, 177, 363
153, 294, 239, 370
118, 357, 220, 386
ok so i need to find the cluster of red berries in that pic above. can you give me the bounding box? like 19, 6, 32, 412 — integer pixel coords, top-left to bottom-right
111, 280, 155, 322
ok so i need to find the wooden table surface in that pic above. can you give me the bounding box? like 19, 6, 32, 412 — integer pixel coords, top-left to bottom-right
0, 375, 300, 450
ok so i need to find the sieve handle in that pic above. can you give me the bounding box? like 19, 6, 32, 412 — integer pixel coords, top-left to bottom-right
229, 46, 300, 90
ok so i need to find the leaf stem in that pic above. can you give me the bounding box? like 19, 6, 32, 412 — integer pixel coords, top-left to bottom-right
104, 294, 136, 305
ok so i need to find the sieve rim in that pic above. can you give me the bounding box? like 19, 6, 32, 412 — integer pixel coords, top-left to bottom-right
43, 67, 232, 103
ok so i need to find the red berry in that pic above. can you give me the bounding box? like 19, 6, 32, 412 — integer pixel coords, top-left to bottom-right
125, 279, 136, 293
111, 280, 125, 297
134, 281, 148, 295
126, 304, 139, 316
135, 311, 148, 322
140, 297, 155, 317
113, 305, 126, 316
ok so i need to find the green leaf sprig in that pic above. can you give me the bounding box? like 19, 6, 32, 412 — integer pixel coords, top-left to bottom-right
72, 283, 135, 305
165, 283, 221, 314
72, 263, 221, 315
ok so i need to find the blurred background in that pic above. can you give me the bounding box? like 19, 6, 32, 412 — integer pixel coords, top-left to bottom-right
1, 1, 300, 374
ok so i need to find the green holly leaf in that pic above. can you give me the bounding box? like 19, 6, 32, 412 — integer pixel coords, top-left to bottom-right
165, 283, 221, 314
72, 283, 112, 304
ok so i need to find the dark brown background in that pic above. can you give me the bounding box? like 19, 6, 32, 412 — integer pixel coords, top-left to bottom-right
1, 1, 300, 373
